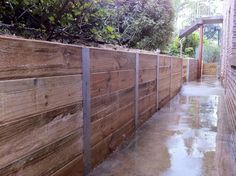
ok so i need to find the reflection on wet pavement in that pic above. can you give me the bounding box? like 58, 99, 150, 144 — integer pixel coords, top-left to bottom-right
90, 77, 234, 176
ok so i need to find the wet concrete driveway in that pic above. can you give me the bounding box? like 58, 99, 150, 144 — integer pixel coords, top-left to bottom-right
90, 77, 234, 176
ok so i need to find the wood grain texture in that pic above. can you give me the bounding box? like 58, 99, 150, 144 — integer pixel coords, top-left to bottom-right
89, 48, 136, 171
189, 60, 198, 81
139, 81, 156, 98
0, 36, 84, 176
91, 119, 135, 168
0, 103, 82, 168
159, 55, 171, 66
171, 58, 182, 73
157, 56, 172, 108
139, 54, 157, 69
91, 70, 135, 98
139, 69, 156, 83
91, 87, 134, 122
0, 130, 83, 176
90, 49, 135, 73
182, 59, 188, 82
138, 105, 156, 126
171, 58, 182, 98
203, 63, 217, 75
91, 103, 134, 146
138, 54, 157, 124
139, 93, 156, 114
0, 75, 82, 123
0, 36, 82, 79
51, 155, 83, 176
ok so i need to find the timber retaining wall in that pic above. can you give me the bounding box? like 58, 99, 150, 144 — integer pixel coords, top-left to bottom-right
183, 58, 198, 82
202, 63, 218, 76
0, 36, 197, 176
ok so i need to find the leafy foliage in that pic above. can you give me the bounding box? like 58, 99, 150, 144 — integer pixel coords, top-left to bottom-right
169, 32, 200, 57
113, 0, 174, 50
0, 0, 174, 50
169, 32, 220, 63
203, 40, 220, 63
0, 0, 116, 42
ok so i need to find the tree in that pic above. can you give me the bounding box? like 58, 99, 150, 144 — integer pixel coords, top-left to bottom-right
0, 0, 119, 43
169, 32, 200, 57
203, 40, 220, 63
0, 0, 174, 51
113, 0, 174, 50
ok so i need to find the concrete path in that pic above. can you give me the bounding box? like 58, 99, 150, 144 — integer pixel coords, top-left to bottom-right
90, 77, 234, 176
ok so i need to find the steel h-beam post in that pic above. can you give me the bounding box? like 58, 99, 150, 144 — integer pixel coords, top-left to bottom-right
82, 48, 91, 176
135, 53, 140, 129
156, 54, 160, 110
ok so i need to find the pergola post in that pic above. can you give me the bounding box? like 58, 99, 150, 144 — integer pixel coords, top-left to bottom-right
198, 25, 204, 79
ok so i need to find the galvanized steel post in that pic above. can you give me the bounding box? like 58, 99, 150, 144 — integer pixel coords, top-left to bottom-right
82, 47, 91, 175
135, 53, 140, 129
156, 54, 160, 110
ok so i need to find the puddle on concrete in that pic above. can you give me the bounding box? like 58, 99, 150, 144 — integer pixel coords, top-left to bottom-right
90, 77, 234, 176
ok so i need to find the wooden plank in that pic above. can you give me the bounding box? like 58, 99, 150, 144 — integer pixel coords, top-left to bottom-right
188, 60, 198, 81
91, 93, 118, 122
158, 93, 171, 108
91, 135, 111, 168
51, 155, 83, 176
171, 59, 182, 73
91, 103, 134, 146
91, 110, 118, 146
0, 103, 82, 168
91, 87, 134, 122
139, 54, 157, 69
0, 130, 83, 176
159, 89, 170, 103
159, 67, 171, 79
0, 75, 82, 123
0, 36, 82, 79
159, 77, 171, 91
91, 119, 135, 168
203, 63, 217, 75
90, 49, 135, 73
139, 69, 156, 83
108, 119, 134, 151
139, 93, 156, 114
139, 81, 156, 98
91, 70, 135, 98
159, 55, 171, 66
118, 88, 135, 108
138, 105, 156, 126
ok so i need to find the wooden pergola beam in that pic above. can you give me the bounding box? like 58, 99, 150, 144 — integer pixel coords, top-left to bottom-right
179, 16, 223, 38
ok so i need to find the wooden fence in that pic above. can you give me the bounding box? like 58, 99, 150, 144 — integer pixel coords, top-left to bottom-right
0, 36, 197, 176
203, 63, 218, 76
183, 59, 198, 82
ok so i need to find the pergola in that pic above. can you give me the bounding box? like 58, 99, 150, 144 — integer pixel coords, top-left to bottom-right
179, 16, 223, 78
